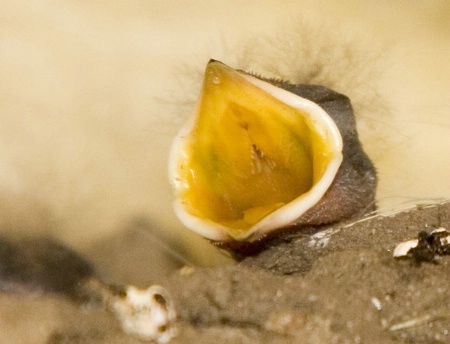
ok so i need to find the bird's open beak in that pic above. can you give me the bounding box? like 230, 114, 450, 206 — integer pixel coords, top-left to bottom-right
170, 60, 345, 243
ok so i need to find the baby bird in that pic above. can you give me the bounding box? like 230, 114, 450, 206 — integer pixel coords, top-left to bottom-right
170, 60, 377, 255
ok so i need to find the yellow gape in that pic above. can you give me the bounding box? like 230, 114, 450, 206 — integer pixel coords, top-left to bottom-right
171, 61, 342, 242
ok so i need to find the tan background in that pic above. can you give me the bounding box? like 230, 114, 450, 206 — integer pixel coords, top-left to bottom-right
1, 0, 449, 273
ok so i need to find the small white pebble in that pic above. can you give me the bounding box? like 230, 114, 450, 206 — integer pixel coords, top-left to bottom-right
430, 227, 448, 234
431, 227, 450, 245
371, 297, 382, 311
393, 239, 418, 257
110, 285, 177, 343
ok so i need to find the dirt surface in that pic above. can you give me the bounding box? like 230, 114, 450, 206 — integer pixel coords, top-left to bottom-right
1, 200, 449, 343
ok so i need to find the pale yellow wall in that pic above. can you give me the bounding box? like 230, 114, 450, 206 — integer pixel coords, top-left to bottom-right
1, 1, 449, 267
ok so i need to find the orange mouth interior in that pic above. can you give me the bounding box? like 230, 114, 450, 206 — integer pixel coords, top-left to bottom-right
177, 61, 337, 237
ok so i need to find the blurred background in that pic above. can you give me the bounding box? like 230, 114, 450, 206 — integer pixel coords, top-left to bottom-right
1, 0, 449, 286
